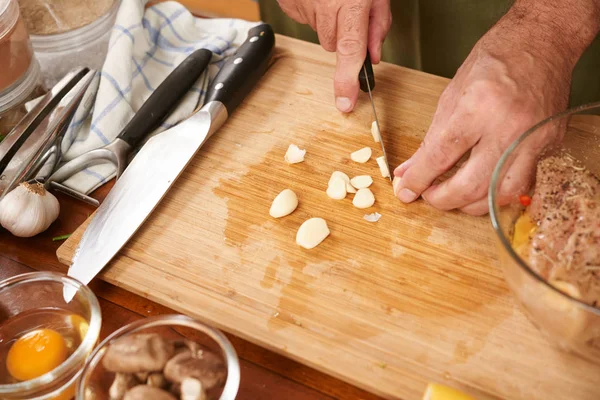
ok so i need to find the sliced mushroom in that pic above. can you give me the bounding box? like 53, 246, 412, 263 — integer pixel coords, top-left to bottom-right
103, 334, 175, 373
109, 374, 138, 400
163, 350, 227, 390
180, 378, 207, 400
123, 386, 177, 400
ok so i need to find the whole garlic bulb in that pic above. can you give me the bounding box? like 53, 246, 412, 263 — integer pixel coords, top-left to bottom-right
0, 182, 60, 237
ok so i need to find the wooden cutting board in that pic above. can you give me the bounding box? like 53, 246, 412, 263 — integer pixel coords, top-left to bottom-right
58, 35, 600, 400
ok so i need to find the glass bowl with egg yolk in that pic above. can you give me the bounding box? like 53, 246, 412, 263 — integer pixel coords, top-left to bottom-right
0, 271, 101, 399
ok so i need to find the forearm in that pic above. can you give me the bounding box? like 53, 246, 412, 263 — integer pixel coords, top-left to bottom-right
496, 0, 600, 70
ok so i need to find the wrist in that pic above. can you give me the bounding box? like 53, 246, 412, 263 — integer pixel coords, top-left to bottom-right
499, 0, 600, 71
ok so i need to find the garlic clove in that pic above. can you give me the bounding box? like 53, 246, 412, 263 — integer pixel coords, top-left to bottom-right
328, 171, 350, 186
269, 189, 298, 218
350, 175, 373, 189
284, 144, 306, 164
0, 182, 60, 238
371, 121, 381, 143
326, 177, 347, 200
296, 218, 330, 249
350, 147, 372, 163
346, 182, 357, 193
353, 188, 375, 209
376, 156, 390, 178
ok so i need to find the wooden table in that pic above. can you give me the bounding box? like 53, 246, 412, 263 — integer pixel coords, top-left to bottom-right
0, 184, 382, 400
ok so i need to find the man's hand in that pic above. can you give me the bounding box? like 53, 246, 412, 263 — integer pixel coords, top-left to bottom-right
393, 0, 600, 215
277, 0, 392, 113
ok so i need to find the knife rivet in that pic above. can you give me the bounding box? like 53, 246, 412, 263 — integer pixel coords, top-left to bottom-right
234, 57, 243, 65
215, 83, 224, 90
250, 36, 259, 43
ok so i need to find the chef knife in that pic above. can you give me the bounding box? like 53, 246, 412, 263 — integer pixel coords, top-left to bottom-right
64, 24, 276, 301
360, 51, 392, 181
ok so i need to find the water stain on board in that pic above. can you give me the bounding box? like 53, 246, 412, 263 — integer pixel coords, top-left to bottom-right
213, 121, 514, 363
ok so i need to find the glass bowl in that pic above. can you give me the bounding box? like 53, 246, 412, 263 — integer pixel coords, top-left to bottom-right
76, 314, 240, 400
0, 271, 102, 399
489, 102, 600, 364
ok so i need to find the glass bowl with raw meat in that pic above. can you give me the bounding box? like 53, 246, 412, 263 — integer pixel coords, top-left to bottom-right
489, 102, 600, 364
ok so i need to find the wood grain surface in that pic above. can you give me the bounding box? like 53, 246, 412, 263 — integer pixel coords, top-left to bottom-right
58, 35, 600, 400
0, 186, 381, 400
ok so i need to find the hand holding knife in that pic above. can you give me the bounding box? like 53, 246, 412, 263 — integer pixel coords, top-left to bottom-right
360, 51, 392, 182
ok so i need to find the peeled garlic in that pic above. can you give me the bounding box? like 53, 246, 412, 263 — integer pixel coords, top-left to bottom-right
296, 218, 330, 249
284, 144, 306, 164
328, 171, 350, 186
270, 189, 298, 218
371, 121, 381, 143
350, 147, 372, 163
346, 182, 357, 193
0, 182, 60, 237
364, 212, 381, 222
353, 188, 375, 209
326, 177, 347, 200
350, 175, 373, 189
376, 156, 390, 178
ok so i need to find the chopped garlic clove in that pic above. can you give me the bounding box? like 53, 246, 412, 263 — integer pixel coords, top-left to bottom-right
269, 189, 298, 218
296, 218, 330, 249
328, 171, 350, 186
327, 177, 347, 200
353, 188, 375, 209
350, 147, 372, 163
350, 175, 373, 189
346, 182, 357, 193
284, 144, 306, 164
376, 156, 390, 178
363, 212, 381, 222
371, 121, 381, 143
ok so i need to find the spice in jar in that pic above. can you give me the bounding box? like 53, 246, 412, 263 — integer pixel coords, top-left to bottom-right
18, 0, 116, 35
0, 0, 34, 92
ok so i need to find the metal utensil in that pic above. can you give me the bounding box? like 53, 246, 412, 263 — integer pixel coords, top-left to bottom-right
48, 48, 214, 195
0, 68, 95, 201
64, 24, 276, 301
360, 51, 392, 182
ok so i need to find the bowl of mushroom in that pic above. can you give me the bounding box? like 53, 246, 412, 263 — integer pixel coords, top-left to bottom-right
77, 315, 240, 400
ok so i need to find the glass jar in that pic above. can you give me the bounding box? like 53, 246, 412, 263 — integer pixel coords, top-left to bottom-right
489, 102, 600, 364
0, 0, 42, 120
77, 315, 241, 400
0, 272, 102, 399
18, 0, 121, 88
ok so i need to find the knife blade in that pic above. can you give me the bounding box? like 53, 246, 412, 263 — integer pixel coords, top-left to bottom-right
360, 51, 392, 182
64, 24, 276, 301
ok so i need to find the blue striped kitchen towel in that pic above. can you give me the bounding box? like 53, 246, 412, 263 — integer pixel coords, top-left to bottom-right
58, 0, 258, 194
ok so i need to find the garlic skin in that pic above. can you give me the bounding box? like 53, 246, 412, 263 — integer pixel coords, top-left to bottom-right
0, 182, 60, 237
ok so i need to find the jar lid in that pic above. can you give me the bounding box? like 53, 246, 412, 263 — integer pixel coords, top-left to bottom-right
0, 0, 18, 38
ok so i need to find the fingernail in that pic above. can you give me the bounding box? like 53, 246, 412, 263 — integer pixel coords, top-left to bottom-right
336, 97, 352, 112
398, 188, 418, 203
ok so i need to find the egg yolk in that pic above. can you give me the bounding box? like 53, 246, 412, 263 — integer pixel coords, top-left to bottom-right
6, 328, 68, 381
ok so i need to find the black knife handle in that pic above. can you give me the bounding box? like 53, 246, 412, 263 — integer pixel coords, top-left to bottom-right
118, 48, 213, 148
359, 50, 375, 92
204, 23, 275, 114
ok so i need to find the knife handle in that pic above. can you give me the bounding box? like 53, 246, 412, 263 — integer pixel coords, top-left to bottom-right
359, 50, 375, 92
118, 48, 213, 148
204, 23, 275, 115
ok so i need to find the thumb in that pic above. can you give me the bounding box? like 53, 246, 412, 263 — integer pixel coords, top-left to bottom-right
334, 2, 371, 113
